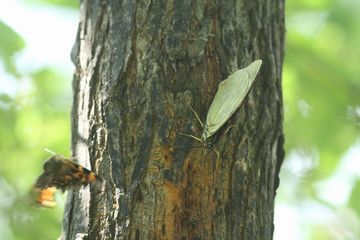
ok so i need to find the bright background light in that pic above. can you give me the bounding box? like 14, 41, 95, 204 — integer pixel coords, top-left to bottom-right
1, 1, 359, 240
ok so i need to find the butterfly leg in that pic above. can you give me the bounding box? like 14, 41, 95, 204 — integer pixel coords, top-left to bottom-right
213, 149, 220, 162
210, 149, 221, 171
202, 147, 220, 166
205, 149, 220, 163
224, 125, 235, 136
178, 132, 203, 142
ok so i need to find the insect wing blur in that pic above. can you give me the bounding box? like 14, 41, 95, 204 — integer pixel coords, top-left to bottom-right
202, 59, 262, 141
34, 155, 100, 191
32, 155, 101, 207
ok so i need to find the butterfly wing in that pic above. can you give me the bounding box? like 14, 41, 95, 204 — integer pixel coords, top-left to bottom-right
203, 59, 262, 139
56, 158, 99, 189
33, 187, 57, 208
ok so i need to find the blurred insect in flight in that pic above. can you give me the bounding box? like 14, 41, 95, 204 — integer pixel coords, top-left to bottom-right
33, 154, 101, 207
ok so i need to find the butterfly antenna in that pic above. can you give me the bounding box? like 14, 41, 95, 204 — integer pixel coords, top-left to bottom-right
186, 103, 204, 127
44, 148, 57, 155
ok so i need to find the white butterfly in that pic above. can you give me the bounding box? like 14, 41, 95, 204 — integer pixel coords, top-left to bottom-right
181, 59, 262, 146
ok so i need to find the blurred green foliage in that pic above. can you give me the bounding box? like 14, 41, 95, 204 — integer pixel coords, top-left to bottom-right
285, 0, 360, 178
0, 21, 25, 75
281, 0, 360, 238
0, 0, 359, 239
0, 1, 74, 239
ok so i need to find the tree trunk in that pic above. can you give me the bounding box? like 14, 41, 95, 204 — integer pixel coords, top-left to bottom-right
63, 0, 284, 239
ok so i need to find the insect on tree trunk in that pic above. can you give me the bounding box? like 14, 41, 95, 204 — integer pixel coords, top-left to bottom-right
63, 1, 285, 239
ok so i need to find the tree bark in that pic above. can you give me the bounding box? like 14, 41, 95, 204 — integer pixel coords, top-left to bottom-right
63, 0, 285, 239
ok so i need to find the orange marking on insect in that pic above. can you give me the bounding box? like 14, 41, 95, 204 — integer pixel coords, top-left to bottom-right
35, 187, 57, 208
88, 173, 97, 182
63, 175, 72, 181
73, 172, 84, 178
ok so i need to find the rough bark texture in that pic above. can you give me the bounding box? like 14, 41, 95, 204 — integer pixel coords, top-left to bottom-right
64, 0, 284, 239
